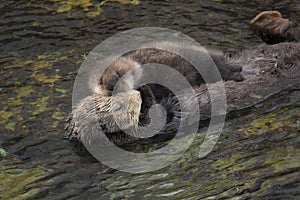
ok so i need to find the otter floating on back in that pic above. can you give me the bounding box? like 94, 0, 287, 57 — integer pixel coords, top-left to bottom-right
66, 11, 300, 152
66, 42, 244, 148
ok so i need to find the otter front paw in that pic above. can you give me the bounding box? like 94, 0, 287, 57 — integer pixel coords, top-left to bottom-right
227, 64, 244, 82
138, 85, 156, 126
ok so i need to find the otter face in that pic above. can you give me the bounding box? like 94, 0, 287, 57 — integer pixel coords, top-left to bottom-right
92, 57, 141, 96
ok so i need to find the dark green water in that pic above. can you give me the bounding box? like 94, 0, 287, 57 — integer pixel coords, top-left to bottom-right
0, 0, 299, 199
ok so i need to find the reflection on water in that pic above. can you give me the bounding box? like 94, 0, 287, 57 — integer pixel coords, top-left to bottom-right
0, 0, 299, 199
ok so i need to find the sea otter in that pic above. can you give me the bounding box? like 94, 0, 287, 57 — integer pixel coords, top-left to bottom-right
67, 43, 243, 148
66, 11, 299, 152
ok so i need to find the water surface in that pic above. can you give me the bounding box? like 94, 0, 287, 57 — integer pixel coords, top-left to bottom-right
0, 0, 299, 199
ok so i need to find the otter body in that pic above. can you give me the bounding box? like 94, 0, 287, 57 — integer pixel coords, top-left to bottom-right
66, 11, 299, 151
67, 42, 244, 148
66, 41, 299, 150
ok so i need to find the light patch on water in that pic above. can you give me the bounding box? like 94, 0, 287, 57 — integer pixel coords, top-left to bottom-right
159, 183, 174, 189
156, 189, 185, 197
149, 173, 169, 180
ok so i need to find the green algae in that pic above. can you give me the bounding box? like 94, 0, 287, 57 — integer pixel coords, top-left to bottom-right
0, 165, 51, 200
213, 107, 300, 174
7, 98, 23, 107
12, 188, 40, 200
262, 147, 300, 173
1, 51, 70, 132
55, 88, 68, 94
51, 110, 65, 128
51, 0, 140, 17
0, 148, 8, 157
0, 110, 18, 131
13, 86, 34, 99
5, 122, 16, 131
0, 111, 14, 123
31, 97, 50, 116
52, 110, 65, 121
32, 21, 40, 26
31, 73, 62, 86
4, 60, 35, 70
212, 146, 299, 176
29, 52, 66, 87
53, 0, 92, 12
237, 108, 300, 137
51, 121, 60, 128
4, 51, 67, 70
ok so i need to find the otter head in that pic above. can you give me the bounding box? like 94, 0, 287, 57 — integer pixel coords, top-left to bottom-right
90, 57, 141, 96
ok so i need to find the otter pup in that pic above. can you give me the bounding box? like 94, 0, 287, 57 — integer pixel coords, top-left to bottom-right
89, 56, 142, 96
